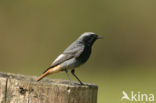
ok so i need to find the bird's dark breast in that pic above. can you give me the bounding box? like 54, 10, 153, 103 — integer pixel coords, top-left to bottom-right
77, 46, 91, 64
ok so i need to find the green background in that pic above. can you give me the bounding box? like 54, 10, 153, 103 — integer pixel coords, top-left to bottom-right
0, 0, 156, 103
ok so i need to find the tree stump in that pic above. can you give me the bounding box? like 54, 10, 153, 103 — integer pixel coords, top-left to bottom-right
0, 72, 98, 103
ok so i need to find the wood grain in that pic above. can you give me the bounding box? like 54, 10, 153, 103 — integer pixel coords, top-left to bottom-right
0, 72, 98, 103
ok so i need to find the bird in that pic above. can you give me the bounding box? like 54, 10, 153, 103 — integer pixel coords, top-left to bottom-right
37, 32, 102, 85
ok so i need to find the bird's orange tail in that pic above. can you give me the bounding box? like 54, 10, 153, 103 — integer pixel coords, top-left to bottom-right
37, 65, 62, 81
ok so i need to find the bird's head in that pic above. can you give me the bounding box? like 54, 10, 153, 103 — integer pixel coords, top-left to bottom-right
78, 32, 102, 46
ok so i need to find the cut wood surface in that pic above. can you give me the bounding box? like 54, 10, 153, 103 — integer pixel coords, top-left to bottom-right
0, 72, 98, 103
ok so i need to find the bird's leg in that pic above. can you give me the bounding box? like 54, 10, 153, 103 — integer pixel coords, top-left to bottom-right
65, 68, 72, 84
71, 69, 84, 85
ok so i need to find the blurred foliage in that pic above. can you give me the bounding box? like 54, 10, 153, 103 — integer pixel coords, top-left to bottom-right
0, 0, 156, 103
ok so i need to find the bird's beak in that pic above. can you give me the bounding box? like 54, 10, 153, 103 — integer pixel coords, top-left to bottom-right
97, 35, 103, 39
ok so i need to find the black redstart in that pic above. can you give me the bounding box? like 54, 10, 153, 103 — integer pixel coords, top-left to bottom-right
37, 32, 102, 85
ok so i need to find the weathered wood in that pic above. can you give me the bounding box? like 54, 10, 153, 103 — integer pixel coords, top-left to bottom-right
0, 72, 98, 103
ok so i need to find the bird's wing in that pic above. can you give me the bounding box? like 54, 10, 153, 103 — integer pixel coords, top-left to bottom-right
63, 45, 84, 58
52, 45, 84, 66
42, 45, 84, 73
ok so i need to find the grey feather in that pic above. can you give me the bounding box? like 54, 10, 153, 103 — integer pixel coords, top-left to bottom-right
43, 43, 84, 73
42, 32, 100, 74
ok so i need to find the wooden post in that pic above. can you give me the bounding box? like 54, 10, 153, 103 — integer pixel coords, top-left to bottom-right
0, 72, 98, 103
